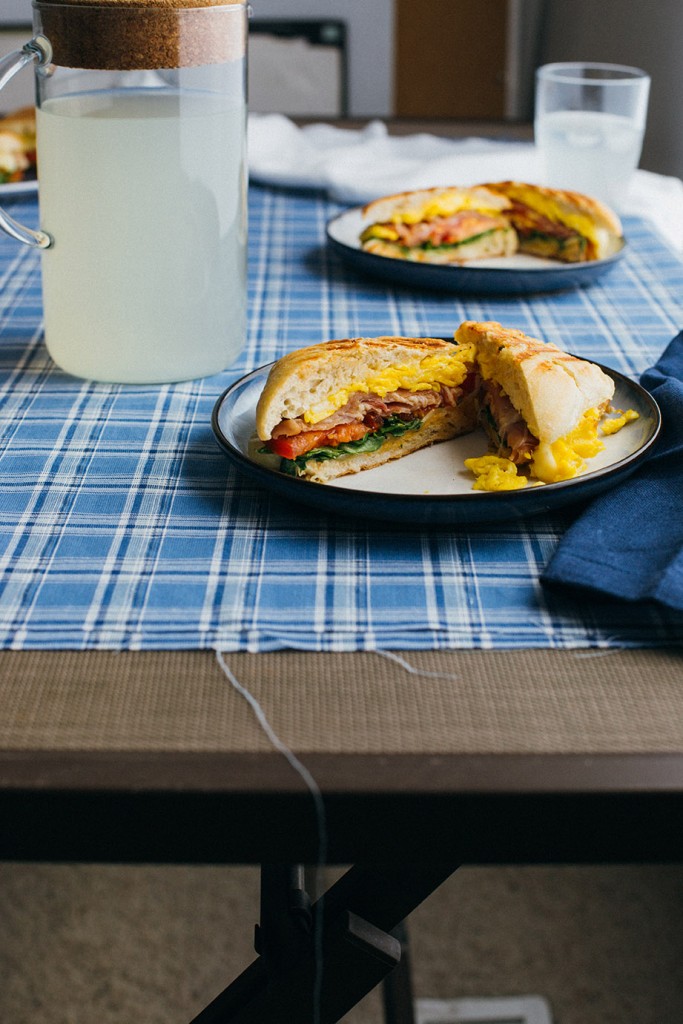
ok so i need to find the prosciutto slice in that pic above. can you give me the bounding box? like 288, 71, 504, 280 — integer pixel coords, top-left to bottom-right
508, 201, 588, 261
392, 211, 508, 248
271, 380, 471, 440
481, 380, 538, 463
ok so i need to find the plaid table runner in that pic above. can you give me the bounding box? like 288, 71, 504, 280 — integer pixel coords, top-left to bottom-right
0, 185, 682, 650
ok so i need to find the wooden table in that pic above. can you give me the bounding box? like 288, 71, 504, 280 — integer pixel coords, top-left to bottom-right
2, 647, 682, 866
2, 646, 681, 1022
1, 119, 681, 1023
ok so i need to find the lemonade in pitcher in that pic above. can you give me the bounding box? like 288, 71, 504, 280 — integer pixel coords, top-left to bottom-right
0, 0, 248, 383
37, 88, 246, 383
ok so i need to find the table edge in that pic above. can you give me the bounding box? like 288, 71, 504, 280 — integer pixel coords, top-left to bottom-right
2, 749, 682, 794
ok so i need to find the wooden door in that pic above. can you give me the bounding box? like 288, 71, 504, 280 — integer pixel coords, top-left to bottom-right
394, 0, 508, 118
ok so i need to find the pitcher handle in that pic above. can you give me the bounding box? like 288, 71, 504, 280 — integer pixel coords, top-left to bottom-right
0, 35, 53, 249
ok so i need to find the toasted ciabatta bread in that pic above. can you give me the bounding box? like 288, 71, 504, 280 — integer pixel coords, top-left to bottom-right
454, 320, 615, 482
256, 336, 478, 482
360, 185, 518, 264
482, 181, 623, 262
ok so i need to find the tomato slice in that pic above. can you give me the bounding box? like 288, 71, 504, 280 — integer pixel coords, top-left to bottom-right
267, 421, 369, 460
326, 422, 371, 444
267, 431, 328, 460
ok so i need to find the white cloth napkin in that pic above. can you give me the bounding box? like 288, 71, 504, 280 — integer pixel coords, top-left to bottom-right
248, 113, 683, 254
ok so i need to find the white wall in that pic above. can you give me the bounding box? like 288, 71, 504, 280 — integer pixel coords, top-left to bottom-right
0, 0, 34, 112
0, 0, 31, 22
0, 30, 35, 111
249, 0, 394, 117
540, 0, 683, 178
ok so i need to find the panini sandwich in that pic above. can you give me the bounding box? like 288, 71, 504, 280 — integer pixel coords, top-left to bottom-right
359, 185, 519, 265
455, 320, 615, 483
256, 335, 479, 481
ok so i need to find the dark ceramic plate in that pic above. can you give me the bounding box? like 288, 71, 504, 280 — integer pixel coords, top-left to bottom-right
211, 357, 660, 525
0, 178, 38, 197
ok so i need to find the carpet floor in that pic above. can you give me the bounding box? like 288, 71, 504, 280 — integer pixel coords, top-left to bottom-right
1, 863, 682, 1024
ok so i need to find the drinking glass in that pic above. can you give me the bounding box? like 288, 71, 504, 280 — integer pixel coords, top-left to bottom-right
534, 62, 650, 211
0, 0, 248, 384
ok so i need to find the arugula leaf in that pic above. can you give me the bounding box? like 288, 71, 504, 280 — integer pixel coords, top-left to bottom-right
280, 416, 423, 477
481, 405, 505, 449
421, 228, 496, 252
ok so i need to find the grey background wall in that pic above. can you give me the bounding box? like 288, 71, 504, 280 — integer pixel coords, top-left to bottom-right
0, 0, 28, 19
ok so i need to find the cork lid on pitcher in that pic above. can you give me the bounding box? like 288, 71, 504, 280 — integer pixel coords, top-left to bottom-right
34, 0, 247, 71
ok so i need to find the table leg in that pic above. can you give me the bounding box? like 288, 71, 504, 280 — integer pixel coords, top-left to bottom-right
189, 861, 457, 1024
382, 922, 416, 1024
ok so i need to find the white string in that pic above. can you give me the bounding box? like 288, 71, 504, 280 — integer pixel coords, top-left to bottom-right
214, 648, 327, 1024
572, 641, 623, 658
375, 649, 460, 680
379, 647, 622, 668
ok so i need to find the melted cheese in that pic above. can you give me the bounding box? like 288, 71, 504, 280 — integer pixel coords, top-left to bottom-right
531, 408, 603, 483
465, 455, 528, 491
303, 350, 474, 425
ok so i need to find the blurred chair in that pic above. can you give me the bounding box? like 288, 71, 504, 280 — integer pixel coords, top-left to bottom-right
248, 19, 348, 117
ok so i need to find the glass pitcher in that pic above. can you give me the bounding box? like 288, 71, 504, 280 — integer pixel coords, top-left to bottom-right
0, 0, 248, 384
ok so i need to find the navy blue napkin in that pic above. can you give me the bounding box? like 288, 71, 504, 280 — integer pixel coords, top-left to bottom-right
542, 330, 683, 611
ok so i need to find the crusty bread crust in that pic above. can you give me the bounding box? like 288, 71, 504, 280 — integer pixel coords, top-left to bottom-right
297, 401, 478, 483
363, 226, 518, 264
454, 320, 614, 443
361, 185, 511, 225
255, 336, 474, 441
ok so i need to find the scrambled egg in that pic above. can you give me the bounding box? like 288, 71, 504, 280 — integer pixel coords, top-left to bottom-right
601, 408, 639, 435
391, 196, 505, 226
467, 406, 640, 490
303, 349, 474, 425
464, 455, 528, 491
361, 195, 506, 240
362, 223, 401, 242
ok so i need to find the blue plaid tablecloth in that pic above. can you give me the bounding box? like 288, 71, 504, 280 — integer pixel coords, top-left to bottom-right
1, 184, 682, 651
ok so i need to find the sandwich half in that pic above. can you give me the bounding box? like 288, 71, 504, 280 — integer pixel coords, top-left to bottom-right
256, 336, 479, 482
455, 320, 615, 483
0, 107, 36, 184
359, 186, 519, 264
0, 129, 30, 185
482, 181, 623, 262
